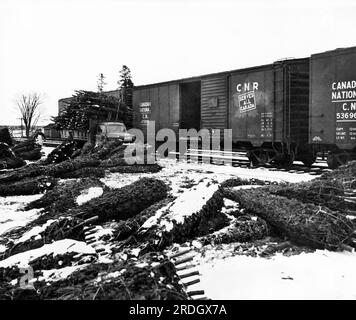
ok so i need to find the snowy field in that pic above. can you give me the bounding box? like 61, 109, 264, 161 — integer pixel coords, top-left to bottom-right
0, 150, 355, 299
187, 246, 356, 300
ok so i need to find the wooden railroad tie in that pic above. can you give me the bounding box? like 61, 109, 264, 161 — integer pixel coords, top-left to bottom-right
174, 256, 194, 266
176, 264, 196, 271
168, 249, 191, 259
187, 290, 204, 297
85, 228, 99, 236
86, 238, 97, 245
179, 270, 200, 279
182, 278, 200, 288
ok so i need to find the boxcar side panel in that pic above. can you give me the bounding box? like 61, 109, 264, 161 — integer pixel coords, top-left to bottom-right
288, 60, 310, 144
133, 83, 180, 134
149, 87, 160, 130
201, 75, 228, 134
158, 86, 169, 129
310, 47, 356, 150
229, 68, 276, 145
309, 55, 336, 146
169, 84, 180, 134
132, 89, 141, 129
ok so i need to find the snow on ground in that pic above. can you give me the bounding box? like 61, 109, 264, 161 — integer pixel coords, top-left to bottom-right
14, 219, 57, 244
0, 239, 96, 268
158, 159, 316, 184
141, 178, 219, 232
160, 178, 220, 232
76, 187, 104, 205
188, 248, 356, 299
82, 224, 118, 264
0, 155, 339, 299
41, 146, 54, 159
35, 265, 88, 284
102, 159, 315, 201
221, 198, 240, 215
140, 202, 173, 230
0, 195, 43, 237
101, 173, 147, 189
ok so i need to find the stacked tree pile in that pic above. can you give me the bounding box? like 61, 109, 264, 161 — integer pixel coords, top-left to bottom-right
111, 197, 175, 243
200, 211, 270, 245
0, 175, 57, 197
0, 127, 42, 164
107, 178, 275, 252
126, 180, 232, 252
0, 142, 25, 170
41, 253, 187, 300
0, 177, 168, 262
0, 157, 100, 185
44, 140, 81, 164
68, 177, 169, 224
0, 128, 13, 146
265, 162, 356, 213
0, 217, 89, 261
25, 177, 105, 219
222, 187, 354, 250
12, 140, 42, 161
0, 251, 188, 300
0, 139, 161, 196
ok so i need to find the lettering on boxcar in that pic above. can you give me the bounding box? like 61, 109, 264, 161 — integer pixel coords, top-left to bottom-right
260, 112, 273, 138
236, 82, 259, 92
331, 80, 356, 144
140, 102, 151, 125
238, 91, 256, 113
235, 82, 259, 115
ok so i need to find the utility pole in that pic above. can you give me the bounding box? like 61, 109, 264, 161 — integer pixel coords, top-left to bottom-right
17, 117, 24, 138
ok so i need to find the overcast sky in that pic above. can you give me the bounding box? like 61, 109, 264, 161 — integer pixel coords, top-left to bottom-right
0, 0, 355, 125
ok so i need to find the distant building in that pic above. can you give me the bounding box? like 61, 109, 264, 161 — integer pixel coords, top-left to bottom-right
43, 123, 61, 139
58, 97, 72, 115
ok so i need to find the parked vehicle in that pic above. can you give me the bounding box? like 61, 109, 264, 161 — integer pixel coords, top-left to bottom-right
60, 122, 135, 144
95, 122, 135, 143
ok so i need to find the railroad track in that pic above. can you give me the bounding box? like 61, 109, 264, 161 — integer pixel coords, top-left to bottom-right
163, 148, 331, 176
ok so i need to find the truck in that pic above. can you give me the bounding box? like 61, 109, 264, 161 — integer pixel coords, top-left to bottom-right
60, 121, 135, 144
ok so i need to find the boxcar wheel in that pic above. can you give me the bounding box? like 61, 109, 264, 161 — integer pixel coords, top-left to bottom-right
301, 153, 317, 167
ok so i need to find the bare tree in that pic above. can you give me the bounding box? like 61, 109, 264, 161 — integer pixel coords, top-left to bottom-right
16, 93, 43, 138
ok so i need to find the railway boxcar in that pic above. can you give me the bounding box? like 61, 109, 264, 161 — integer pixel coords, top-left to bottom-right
132, 72, 229, 137
132, 59, 315, 166
309, 46, 356, 168
229, 58, 314, 166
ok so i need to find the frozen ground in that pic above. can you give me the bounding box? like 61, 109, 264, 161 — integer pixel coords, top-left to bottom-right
183, 245, 356, 300
102, 158, 316, 194
0, 152, 355, 299
41, 146, 54, 159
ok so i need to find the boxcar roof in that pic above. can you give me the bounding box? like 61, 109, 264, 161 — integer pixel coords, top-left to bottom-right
133, 57, 309, 89
311, 46, 356, 59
